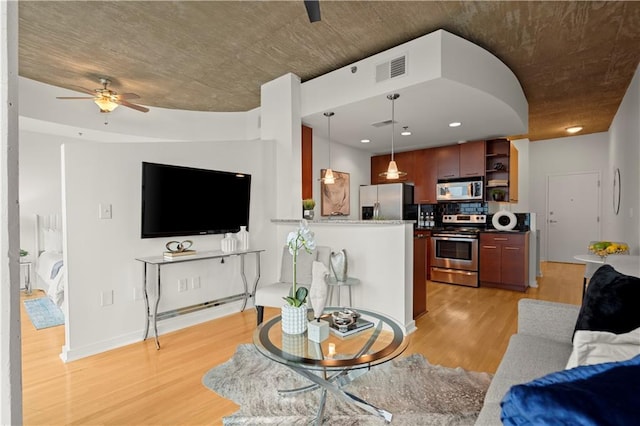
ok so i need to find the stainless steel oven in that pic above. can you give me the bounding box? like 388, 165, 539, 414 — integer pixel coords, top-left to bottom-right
430, 214, 485, 287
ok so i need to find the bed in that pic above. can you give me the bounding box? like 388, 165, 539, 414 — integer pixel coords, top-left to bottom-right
34, 214, 65, 307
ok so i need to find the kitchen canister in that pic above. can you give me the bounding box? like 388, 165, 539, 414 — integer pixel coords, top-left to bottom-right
221, 233, 238, 253
236, 226, 249, 250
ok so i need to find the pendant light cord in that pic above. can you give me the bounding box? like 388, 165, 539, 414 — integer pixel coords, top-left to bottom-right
324, 111, 334, 168
391, 96, 395, 161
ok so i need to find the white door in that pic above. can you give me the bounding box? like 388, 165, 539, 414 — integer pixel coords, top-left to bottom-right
547, 172, 600, 263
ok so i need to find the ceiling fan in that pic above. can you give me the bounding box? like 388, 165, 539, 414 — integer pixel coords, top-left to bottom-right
56, 78, 149, 113
304, 0, 321, 23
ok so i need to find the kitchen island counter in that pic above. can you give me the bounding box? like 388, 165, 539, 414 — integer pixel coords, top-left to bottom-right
272, 219, 415, 225
272, 219, 415, 334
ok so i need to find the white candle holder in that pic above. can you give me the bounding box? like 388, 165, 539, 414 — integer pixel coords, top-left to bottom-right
307, 319, 329, 343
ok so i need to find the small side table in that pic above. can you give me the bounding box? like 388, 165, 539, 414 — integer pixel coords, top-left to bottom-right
325, 276, 360, 307
20, 261, 33, 295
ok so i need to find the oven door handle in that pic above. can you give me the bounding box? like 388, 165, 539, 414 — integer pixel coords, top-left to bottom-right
432, 235, 476, 242
431, 267, 476, 275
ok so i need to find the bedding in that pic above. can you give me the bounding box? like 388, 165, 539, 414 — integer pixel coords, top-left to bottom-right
36, 250, 65, 307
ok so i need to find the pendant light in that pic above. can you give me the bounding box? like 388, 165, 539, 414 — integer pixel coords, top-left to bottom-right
320, 112, 335, 184
379, 93, 407, 180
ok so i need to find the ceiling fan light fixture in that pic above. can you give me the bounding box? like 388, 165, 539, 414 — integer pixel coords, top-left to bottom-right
379, 93, 407, 180
360, 139, 370, 143
566, 126, 583, 134
449, 121, 462, 128
401, 126, 412, 136
94, 96, 119, 113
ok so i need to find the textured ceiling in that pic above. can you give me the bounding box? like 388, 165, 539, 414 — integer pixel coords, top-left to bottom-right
18, 1, 640, 142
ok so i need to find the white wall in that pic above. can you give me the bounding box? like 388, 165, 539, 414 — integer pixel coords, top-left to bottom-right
606, 64, 640, 254
529, 132, 609, 260
20, 78, 258, 142
60, 140, 276, 361
311, 133, 371, 219
18, 131, 74, 265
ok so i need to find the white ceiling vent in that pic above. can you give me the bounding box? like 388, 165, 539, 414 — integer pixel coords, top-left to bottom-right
375, 55, 407, 83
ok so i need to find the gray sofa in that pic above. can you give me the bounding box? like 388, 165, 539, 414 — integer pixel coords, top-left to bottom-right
475, 298, 581, 425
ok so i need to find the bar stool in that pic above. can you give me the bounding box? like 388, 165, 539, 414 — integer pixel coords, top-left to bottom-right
325, 276, 360, 307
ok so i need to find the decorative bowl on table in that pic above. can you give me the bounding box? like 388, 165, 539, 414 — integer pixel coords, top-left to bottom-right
588, 241, 629, 259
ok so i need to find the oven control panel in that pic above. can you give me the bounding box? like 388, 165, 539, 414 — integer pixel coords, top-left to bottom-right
442, 214, 486, 225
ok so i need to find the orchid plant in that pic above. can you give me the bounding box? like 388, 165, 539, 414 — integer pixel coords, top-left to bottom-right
284, 220, 316, 307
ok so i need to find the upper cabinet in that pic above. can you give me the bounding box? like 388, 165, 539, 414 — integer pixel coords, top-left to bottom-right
435, 145, 459, 180
459, 140, 486, 178
414, 148, 437, 204
370, 154, 391, 184
370, 139, 521, 204
370, 152, 414, 184
485, 139, 518, 202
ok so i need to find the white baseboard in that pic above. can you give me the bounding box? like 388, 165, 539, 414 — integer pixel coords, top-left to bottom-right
60, 300, 253, 362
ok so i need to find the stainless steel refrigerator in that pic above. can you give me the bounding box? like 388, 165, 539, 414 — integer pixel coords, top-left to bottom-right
359, 183, 415, 220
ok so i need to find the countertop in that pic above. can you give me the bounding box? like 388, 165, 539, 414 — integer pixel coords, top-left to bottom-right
272, 219, 416, 225
414, 227, 529, 233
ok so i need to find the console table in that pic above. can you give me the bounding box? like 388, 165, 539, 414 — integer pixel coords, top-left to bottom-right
136, 249, 263, 349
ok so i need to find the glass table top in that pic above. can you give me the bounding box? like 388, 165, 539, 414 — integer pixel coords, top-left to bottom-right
253, 307, 408, 372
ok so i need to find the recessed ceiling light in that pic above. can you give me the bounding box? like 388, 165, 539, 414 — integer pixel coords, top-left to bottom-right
566, 126, 583, 134
449, 122, 462, 128
401, 126, 412, 136
360, 139, 370, 143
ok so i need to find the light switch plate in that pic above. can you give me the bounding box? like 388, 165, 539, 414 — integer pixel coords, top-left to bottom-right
101, 290, 114, 306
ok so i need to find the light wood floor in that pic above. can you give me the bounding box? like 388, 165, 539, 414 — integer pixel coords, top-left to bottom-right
21, 262, 584, 425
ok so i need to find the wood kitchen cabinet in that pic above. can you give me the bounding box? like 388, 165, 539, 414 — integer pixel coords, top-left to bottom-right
459, 140, 485, 177
479, 232, 529, 292
414, 148, 437, 203
370, 152, 413, 183
394, 151, 415, 182
436, 144, 460, 180
370, 154, 391, 184
413, 230, 430, 318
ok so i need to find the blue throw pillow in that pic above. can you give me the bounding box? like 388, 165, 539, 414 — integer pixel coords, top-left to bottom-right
501, 354, 640, 426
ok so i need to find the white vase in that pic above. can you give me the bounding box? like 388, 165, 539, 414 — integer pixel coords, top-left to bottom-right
221, 233, 238, 253
282, 332, 305, 356
281, 304, 308, 334
236, 226, 249, 250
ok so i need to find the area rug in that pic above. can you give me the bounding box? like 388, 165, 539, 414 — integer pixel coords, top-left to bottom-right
203, 344, 492, 425
23, 297, 64, 329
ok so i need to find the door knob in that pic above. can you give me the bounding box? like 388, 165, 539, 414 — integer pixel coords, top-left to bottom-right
549, 220, 558, 223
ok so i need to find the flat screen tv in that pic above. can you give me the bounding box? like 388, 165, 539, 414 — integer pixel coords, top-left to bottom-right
141, 162, 251, 239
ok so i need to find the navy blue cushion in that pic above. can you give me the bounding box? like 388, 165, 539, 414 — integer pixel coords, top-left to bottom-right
501, 354, 640, 426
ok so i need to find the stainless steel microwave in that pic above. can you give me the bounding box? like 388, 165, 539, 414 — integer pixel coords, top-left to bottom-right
436, 179, 483, 202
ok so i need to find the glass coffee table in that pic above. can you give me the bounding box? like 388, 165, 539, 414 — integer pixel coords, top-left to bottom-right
253, 307, 408, 424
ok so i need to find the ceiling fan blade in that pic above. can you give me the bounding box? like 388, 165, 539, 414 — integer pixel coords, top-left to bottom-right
304, 0, 321, 23
117, 93, 140, 100
68, 85, 98, 96
118, 99, 149, 113
56, 96, 95, 100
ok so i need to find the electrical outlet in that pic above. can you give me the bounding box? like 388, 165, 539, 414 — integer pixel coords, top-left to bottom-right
191, 276, 201, 289
98, 203, 112, 219
178, 278, 188, 292
100, 290, 114, 306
